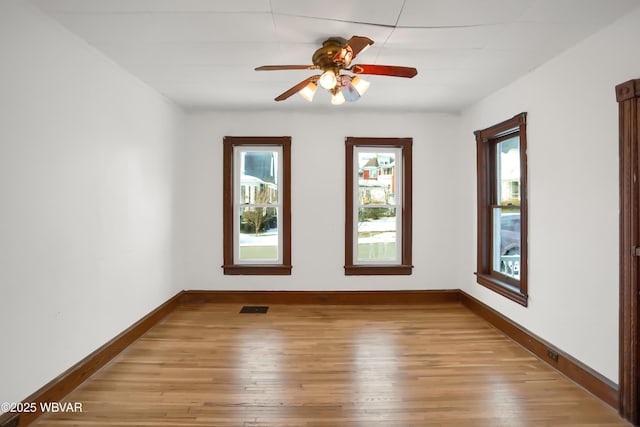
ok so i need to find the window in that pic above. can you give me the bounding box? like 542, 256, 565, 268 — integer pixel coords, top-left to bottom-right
345, 137, 412, 275
474, 113, 528, 305
223, 137, 291, 275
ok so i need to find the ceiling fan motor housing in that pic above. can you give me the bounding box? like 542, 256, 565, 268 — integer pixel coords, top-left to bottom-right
312, 37, 347, 70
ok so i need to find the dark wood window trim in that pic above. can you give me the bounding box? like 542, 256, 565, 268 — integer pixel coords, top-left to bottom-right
345, 137, 413, 275
222, 136, 292, 275
474, 113, 528, 306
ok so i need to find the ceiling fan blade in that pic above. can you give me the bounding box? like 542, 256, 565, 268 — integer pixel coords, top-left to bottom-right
274, 76, 318, 101
255, 65, 317, 71
333, 36, 374, 65
351, 64, 418, 78
345, 36, 374, 58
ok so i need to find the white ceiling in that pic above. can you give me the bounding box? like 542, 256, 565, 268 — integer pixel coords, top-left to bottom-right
30, 0, 640, 113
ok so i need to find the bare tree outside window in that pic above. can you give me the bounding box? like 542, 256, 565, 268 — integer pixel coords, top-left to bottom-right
242, 187, 276, 237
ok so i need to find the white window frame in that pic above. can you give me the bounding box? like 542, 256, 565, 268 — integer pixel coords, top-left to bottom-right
233, 145, 283, 265
353, 146, 403, 265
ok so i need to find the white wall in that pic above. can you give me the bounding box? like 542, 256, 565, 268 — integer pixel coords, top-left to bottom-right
457, 6, 640, 383
0, 1, 183, 407
176, 110, 462, 292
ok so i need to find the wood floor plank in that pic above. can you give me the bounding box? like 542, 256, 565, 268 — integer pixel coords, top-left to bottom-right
33, 303, 629, 426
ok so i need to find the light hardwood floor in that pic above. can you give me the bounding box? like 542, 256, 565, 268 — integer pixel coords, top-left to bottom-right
34, 303, 629, 426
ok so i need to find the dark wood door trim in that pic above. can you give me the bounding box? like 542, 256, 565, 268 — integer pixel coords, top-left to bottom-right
617, 78, 640, 425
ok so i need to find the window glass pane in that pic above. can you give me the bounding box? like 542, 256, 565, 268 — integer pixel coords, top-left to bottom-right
492, 208, 520, 279
239, 207, 278, 261
240, 151, 278, 204
357, 207, 397, 261
496, 137, 520, 206
358, 152, 396, 205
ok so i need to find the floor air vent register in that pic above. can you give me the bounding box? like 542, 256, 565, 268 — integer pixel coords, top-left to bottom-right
239, 306, 269, 314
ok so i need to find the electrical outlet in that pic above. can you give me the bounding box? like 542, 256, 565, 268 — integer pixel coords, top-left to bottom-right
547, 349, 559, 362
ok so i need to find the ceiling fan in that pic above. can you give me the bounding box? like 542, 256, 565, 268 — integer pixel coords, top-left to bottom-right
255, 36, 418, 105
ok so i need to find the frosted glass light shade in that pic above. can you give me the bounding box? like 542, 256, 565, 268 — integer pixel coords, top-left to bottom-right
299, 82, 317, 102
351, 76, 370, 95
331, 90, 346, 105
319, 70, 338, 89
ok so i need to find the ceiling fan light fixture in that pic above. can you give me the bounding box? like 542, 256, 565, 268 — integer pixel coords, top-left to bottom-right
319, 70, 338, 90
331, 89, 346, 105
298, 81, 317, 102
351, 76, 370, 96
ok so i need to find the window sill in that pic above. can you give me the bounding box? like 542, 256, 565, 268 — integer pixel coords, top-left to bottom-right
222, 264, 292, 275
345, 264, 413, 276
475, 272, 528, 306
